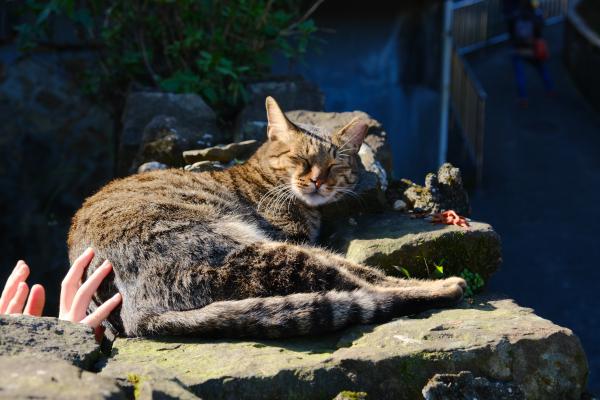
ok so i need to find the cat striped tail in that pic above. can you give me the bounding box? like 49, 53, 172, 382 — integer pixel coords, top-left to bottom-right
136, 283, 464, 338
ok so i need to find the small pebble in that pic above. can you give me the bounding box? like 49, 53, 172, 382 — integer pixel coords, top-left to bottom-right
393, 199, 407, 211
137, 161, 168, 173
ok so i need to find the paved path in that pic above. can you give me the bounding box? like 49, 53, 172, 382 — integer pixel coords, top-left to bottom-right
467, 23, 600, 393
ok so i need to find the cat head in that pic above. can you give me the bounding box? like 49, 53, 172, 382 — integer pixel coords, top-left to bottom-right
262, 96, 368, 207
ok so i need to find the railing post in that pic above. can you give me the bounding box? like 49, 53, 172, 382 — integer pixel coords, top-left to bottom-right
439, 0, 454, 167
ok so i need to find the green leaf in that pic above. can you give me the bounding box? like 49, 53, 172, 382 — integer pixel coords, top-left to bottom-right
392, 265, 411, 279
433, 265, 444, 279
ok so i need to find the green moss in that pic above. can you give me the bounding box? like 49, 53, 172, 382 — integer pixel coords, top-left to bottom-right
112, 337, 335, 384
337, 390, 368, 399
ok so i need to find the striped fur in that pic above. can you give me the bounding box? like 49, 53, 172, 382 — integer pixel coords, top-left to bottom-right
67, 97, 465, 338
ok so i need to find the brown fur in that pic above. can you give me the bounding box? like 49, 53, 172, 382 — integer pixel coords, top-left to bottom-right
68, 97, 465, 338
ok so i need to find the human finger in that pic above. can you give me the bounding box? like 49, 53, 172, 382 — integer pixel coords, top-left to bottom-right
6, 282, 29, 314
69, 260, 112, 322
24, 284, 46, 317
60, 247, 94, 317
0, 261, 30, 314
80, 293, 121, 328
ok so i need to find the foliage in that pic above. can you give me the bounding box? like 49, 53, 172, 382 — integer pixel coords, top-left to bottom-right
392, 265, 412, 279
460, 268, 485, 297
394, 260, 486, 298
432, 260, 445, 279
15, 0, 318, 118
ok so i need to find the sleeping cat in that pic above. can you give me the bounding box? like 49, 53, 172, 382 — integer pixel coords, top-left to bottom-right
67, 96, 466, 338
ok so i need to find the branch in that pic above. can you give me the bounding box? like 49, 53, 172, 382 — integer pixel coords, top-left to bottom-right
280, 0, 325, 36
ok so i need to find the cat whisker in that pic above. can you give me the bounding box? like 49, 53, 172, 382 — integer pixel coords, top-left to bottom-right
266, 186, 293, 216
273, 190, 293, 215
257, 184, 289, 212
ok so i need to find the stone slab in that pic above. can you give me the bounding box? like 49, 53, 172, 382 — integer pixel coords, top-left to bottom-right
326, 212, 502, 281
100, 296, 588, 400
0, 315, 101, 369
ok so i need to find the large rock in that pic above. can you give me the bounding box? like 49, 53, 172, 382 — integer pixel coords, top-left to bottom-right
388, 163, 471, 216
0, 56, 114, 314
119, 92, 221, 174
183, 140, 260, 164
325, 212, 501, 281
422, 371, 524, 399
99, 296, 588, 399
0, 315, 101, 369
0, 356, 126, 400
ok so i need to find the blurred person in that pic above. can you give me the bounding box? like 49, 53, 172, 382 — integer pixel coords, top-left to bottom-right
504, 0, 554, 106
0, 248, 121, 341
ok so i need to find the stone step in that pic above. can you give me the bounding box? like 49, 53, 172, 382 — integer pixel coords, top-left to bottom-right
324, 212, 502, 282
99, 296, 588, 400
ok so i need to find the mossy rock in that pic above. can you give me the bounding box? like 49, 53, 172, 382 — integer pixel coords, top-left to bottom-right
99, 296, 588, 400
324, 212, 501, 281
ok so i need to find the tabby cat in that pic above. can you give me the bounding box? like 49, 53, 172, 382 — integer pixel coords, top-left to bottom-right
68, 97, 465, 338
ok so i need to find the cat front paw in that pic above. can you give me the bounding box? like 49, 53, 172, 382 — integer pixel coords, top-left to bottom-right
443, 276, 467, 290
437, 277, 466, 304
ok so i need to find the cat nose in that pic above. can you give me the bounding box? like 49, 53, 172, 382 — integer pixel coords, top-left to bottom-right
310, 178, 324, 189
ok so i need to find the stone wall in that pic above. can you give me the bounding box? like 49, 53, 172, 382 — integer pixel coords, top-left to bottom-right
0, 297, 590, 399
0, 51, 115, 314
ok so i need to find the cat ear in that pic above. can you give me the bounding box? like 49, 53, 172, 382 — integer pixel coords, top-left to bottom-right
265, 96, 294, 142
333, 117, 369, 154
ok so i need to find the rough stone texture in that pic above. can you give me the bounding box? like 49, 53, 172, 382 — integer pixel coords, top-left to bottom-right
184, 161, 226, 173
0, 315, 101, 369
234, 76, 324, 141
325, 212, 501, 281
333, 391, 368, 400
389, 163, 471, 216
0, 56, 114, 314
137, 161, 168, 173
115, 369, 200, 400
237, 120, 268, 142
422, 371, 525, 399
135, 378, 201, 400
119, 92, 220, 174
100, 296, 588, 400
0, 356, 126, 400
183, 140, 260, 164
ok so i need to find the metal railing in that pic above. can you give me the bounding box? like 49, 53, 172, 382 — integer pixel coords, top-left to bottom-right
450, 47, 487, 185
449, 0, 569, 185
453, 0, 571, 53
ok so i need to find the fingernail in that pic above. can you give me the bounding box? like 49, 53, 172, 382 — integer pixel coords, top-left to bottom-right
101, 260, 112, 269
85, 247, 94, 255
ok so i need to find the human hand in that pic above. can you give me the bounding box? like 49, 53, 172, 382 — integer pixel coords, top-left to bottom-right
59, 247, 121, 329
1, 248, 121, 340
0, 260, 45, 316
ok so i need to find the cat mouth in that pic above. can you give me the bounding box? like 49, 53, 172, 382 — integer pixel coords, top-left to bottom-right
298, 191, 333, 207
291, 182, 335, 207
